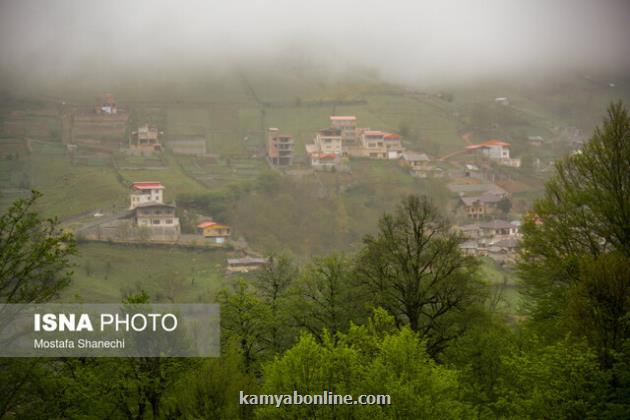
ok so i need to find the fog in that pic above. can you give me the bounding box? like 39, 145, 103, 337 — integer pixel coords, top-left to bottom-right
1, 0, 629, 87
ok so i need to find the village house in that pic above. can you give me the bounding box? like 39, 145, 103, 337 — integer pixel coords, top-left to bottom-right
197, 221, 231, 244
266, 128, 294, 166
130, 181, 180, 241
527, 135, 545, 147
96, 93, 118, 114
329, 116, 358, 146
400, 152, 433, 177
447, 182, 508, 196
383, 133, 404, 159
308, 151, 342, 171
129, 181, 165, 209
459, 240, 486, 257
313, 127, 343, 156
227, 257, 268, 273
358, 130, 388, 159
479, 219, 519, 238
134, 202, 178, 228
466, 140, 521, 167
129, 124, 162, 155
460, 192, 506, 219
457, 223, 481, 239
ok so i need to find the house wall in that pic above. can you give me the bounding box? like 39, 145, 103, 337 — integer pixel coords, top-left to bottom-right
315, 133, 343, 155
130, 189, 163, 209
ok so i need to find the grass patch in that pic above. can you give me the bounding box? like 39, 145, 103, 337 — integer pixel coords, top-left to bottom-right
64, 242, 228, 303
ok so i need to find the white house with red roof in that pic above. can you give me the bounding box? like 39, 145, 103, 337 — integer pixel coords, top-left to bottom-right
129, 181, 165, 209
466, 140, 520, 167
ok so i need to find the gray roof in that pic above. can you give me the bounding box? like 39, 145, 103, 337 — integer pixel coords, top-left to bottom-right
460, 193, 504, 206
459, 240, 479, 249
493, 238, 520, 248
448, 183, 507, 195
480, 220, 514, 230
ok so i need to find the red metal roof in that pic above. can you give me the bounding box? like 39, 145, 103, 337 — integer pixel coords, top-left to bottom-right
384, 133, 401, 139
130, 182, 165, 190
330, 116, 356, 120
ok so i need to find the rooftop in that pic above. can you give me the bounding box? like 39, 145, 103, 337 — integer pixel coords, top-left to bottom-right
466, 139, 511, 150
480, 220, 514, 230
461, 192, 504, 206
363, 130, 386, 136
130, 182, 165, 190
198, 221, 229, 229
330, 116, 356, 121
134, 202, 175, 209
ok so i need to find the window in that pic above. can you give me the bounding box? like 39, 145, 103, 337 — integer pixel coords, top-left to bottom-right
152, 219, 160, 225
166, 219, 173, 224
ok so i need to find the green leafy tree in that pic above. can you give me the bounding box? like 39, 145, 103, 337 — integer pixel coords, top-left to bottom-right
568, 253, 630, 367
291, 253, 365, 342
0, 190, 76, 303
497, 196, 512, 215
493, 337, 608, 419
218, 280, 271, 371
168, 339, 258, 419
0, 191, 76, 418
253, 252, 298, 353
258, 309, 472, 419
356, 195, 484, 358
519, 102, 630, 333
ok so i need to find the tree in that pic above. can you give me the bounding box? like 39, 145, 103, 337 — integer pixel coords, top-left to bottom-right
0, 190, 76, 303
168, 339, 258, 419
497, 196, 512, 215
291, 254, 365, 342
568, 253, 630, 367
493, 337, 607, 419
356, 195, 483, 358
257, 310, 472, 419
519, 102, 630, 331
251, 252, 298, 354
0, 191, 76, 418
217, 280, 271, 371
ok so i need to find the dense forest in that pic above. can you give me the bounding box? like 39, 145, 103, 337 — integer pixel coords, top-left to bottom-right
0, 102, 629, 419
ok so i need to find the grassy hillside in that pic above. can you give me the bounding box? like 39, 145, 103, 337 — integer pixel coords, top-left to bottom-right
65, 242, 228, 303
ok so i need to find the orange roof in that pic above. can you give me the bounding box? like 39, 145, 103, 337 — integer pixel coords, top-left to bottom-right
330, 116, 356, 121
130, 182, 164, 190
197, 221, 216, 229
384, 133, 400, 139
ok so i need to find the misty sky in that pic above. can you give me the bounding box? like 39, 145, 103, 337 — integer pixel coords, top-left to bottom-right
1, 0, 629, 84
